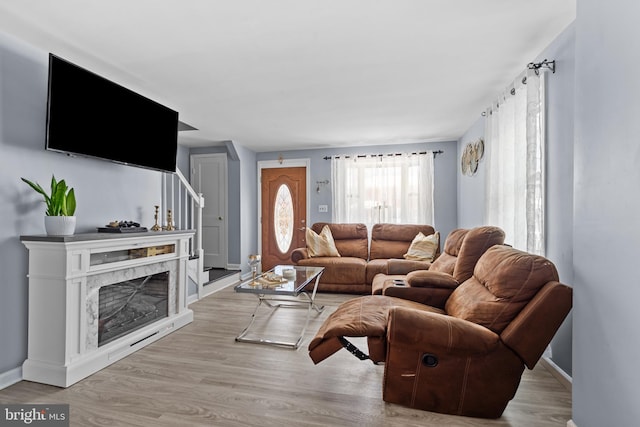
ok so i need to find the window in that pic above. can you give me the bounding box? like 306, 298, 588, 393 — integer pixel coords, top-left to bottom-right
273, 184, 294, 253
331, 152, 434, 229
485, 69, 546, 255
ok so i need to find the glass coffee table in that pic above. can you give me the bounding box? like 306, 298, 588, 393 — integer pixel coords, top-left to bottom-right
234, 265, 325, 349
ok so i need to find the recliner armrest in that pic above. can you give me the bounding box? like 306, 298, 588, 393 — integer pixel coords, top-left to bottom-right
291, 247, 309, 263
387, 258, 432, 275
406, 270, 459, 289
381, 271, 458, 308
387, 307, 499, 355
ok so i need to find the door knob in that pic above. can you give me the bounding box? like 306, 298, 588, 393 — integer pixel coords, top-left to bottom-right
298, 227, 306, 231
219, 216, 224, 220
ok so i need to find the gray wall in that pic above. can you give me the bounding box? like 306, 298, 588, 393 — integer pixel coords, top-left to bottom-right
540, 22, 575, 377
256, 140, 458, 243
457, 118, 487, 228
236, 143, 258, 273
573, 0, 640, 425
0, 31, 165, 378
456, 23, 576, 377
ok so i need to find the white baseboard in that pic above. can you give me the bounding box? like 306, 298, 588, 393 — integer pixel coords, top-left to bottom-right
540, 357, 573, 427
540, 356, 572, 392
187, 292, 199, 305
0, 366, 22, 390
199, 272, 239, 298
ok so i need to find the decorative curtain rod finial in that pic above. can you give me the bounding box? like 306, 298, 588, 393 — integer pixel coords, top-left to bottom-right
527, 59, 556, 75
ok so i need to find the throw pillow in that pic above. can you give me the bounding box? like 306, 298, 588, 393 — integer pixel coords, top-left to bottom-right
306, 225, 341, 257
403, 231, 439, 262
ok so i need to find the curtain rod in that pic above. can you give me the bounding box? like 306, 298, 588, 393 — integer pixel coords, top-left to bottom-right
481, 58, 556, 116
323, 150, 443, 160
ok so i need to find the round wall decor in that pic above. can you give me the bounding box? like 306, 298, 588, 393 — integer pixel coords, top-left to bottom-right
461, 138, 484, 176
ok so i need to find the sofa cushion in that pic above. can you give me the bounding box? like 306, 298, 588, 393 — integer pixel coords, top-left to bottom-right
429, 228, 469, 274
369, 223, 437, 260
311, 223, 369, 259
445, 245, 559, 334
297, 256, 367, 285
450, 226, 506, 284
403, 231, 439, 262
365, 259, 389, 284
306, 225, 340, 257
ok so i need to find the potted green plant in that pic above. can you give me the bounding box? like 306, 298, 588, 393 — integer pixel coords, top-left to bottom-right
21, 175, 77, 236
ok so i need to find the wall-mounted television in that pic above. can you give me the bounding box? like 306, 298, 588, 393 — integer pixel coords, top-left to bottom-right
45, 53, 179, 173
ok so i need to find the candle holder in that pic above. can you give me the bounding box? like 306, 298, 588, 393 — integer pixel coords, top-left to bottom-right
164, 209, 175, 231
248, 254, 261, 285
150, 205, 162, 231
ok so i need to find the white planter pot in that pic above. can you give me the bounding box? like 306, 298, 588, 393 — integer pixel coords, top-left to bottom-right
44, 216, 76, 236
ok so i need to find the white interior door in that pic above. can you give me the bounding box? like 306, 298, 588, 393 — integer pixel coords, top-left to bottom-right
191, 153, 228, 269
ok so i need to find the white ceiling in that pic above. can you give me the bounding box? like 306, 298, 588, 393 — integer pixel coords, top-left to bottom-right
0, 1, 575, 152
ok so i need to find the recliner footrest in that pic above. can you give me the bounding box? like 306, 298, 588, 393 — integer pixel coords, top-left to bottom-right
308, 295, 438, 364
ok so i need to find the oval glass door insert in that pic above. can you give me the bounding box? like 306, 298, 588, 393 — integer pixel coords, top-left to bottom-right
274, 184, 294, 253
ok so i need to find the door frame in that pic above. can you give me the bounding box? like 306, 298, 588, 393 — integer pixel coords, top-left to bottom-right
257, 158, 311, 270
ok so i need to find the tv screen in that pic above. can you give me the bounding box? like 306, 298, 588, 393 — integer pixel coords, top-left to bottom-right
45, 54, 179, 173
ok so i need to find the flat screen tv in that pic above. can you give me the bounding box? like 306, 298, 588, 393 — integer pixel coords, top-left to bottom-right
45, 53, 179, 173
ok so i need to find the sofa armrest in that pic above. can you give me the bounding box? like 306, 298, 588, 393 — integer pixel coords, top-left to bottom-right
387, 258, 432, 275
387, 306, 499, 355
291, 247, 309, 263
406, 270, 459, 289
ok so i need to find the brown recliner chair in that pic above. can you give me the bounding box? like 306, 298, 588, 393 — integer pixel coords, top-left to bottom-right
308, 245, 573, 418
372, 226, 505, 308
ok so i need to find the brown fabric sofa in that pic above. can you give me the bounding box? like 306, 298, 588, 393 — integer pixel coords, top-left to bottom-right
291, 222, 438, 294
308, 245, 573, 418
372, 226, 505, 307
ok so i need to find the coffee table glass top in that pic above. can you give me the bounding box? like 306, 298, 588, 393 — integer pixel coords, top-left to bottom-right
234, 265, 324, 296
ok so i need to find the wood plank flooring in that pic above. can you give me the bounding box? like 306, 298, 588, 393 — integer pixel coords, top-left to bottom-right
0, 286, 572, 426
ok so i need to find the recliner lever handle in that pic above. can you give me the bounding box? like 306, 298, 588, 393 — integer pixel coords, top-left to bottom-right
338, 337, 370, 361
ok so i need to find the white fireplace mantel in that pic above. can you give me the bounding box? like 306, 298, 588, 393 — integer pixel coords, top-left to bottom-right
20, 230, 195, 387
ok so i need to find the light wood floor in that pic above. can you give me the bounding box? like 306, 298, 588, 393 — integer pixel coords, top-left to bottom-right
0, 286, 572, 426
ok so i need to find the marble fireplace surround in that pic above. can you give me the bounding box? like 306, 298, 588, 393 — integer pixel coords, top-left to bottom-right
87, 260, 176, 349
20, 230, 194, 388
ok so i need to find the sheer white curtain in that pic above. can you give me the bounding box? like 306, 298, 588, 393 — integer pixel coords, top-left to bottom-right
331, 152, 434, 229
485, 69, 546, 254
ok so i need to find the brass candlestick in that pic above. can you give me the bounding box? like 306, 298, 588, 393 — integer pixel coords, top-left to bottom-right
164, 209, 175, 231
248, 254, 261, 285
150, 205, 162, 231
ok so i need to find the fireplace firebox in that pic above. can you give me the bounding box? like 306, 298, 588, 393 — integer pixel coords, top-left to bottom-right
98, 271, 169, 346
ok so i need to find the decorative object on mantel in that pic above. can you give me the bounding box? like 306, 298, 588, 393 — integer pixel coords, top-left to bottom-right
460, 138, 485, 177
163, 209, 175, 231
97, 220, 148, 233
151, 205, 162, 231
21, 174, 77, 236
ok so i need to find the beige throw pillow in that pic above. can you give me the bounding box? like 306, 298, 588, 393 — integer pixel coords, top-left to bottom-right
403, 231, 439, 262
306, 225, 341, 257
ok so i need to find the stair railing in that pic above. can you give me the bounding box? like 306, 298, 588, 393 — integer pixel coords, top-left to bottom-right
162, 168, 205, 289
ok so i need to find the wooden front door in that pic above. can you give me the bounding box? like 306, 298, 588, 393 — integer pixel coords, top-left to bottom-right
261, 167, 307, 272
